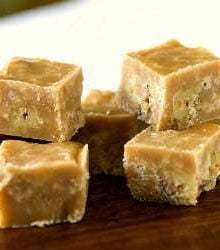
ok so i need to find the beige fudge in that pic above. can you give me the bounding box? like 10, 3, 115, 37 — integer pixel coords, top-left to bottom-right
0, 140, 89, 228
117, 40, 220, 130
74, 89, 146, 175
0, 57, 85, 142
124, 123, 220, 205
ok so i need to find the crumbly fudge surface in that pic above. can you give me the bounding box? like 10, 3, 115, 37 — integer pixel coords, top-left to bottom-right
131, 40, 217, 75
75, 89, 146, 175
1, 57, 75, 86
0, 140, 89, 228
0, 57, 85, 142
124, 123, 220, 205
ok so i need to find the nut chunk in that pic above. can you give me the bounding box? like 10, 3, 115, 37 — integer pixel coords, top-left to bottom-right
0, 57, 85, 142
117, 40, 220, 130
124, 123, 220, 205
0, 140, 89, 228
74, 89, 147, 175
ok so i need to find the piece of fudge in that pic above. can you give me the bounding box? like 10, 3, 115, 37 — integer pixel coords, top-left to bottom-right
124, 123, 220, 205
83, 89, 116, 106
117, 40, 220, 130
74, 89, 147, 175
0, 57, 85, 142
0, 140, 89, 228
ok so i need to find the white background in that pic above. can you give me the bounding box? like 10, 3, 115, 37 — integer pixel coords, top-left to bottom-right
0, 0, 220, 96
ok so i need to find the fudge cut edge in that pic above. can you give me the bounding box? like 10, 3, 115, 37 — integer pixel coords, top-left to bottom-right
124, 124, 220, 205
0, 141, 89, 228
0, 57, 85, 142
160, 60, 220, 130
124, 138, 198, 205
116, 41, 183, 127
54, 64, 85, 141
117, 51, 165, 128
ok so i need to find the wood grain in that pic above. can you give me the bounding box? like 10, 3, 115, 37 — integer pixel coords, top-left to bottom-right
1, 175, 220, 250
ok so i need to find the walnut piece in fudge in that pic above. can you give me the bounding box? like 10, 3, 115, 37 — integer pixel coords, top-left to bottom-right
117, 40, 220, 130
0, 57, 85, 142
124, 123, 220, 205
0, 140, 89, 228
74, 89, 147, 175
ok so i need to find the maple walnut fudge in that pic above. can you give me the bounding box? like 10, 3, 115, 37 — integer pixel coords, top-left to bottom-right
0, 140, 89, 228
0, 57, 85, 142
117, 40, 220, 130
74, 90, 146, 175
124, 123, 220, 205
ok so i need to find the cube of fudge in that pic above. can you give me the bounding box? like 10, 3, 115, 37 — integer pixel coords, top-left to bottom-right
74, 89, 147, 175
83, 89, 116, 106
0, 140, 89, 228
124, 123, 220, 205
0, 57, 85, 142
117, 40, 220, 130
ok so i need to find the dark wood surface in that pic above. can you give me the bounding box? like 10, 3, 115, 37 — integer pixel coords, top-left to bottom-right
1, 175, 220, 250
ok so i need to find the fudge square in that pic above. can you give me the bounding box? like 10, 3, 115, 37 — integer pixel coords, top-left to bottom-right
0, 57, 85, 142
124, 123, 220, 205
74, 89, 146, 175
0, 140, 89, 228
117, 40, 220, 130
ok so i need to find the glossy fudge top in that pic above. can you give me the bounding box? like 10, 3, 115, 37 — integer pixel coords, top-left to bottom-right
83, 89, 115, 107
83, 89, 130, 116
129, 40, 218, 76
0, 57, 76, 87
127, 123, 220, 152
0, 140, 84, 168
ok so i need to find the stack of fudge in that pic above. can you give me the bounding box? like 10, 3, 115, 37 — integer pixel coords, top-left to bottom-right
118, 40, 220, 205
0, 40, 220, 228
0, 57, 89, 228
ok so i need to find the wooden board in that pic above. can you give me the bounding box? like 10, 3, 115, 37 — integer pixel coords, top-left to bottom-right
1, 175, 220, 250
